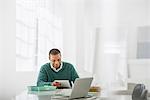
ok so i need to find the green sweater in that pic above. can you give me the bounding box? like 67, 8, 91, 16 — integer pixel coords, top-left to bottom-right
37, 62, 79, 86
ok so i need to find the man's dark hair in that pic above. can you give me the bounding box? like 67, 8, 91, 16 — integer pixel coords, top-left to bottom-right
49, 48, 61, 55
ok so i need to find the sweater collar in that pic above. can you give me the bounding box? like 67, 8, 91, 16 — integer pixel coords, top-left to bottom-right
50, 62, 63, 72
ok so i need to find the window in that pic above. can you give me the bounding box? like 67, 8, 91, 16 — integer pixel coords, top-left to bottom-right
16, 0, 63, 71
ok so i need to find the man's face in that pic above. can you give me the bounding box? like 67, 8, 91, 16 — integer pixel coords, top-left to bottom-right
49, 54, 61, 69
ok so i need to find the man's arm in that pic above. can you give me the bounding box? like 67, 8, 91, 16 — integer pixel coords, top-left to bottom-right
37, 66, 52, 86
71, 66, 79, 83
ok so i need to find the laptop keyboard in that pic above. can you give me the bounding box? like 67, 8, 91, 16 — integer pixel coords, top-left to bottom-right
51, 89, 98, 100
54, 89, 72, 96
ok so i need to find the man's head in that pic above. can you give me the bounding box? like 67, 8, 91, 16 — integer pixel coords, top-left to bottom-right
49, 48, 61, 69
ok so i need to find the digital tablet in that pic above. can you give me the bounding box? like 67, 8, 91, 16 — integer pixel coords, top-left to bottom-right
54, 80, 71, 88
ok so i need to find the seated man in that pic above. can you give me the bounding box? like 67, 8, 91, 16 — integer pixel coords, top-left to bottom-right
37, 48, 79, 87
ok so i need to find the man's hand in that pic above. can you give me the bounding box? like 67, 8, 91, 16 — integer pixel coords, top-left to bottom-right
52, 82, 61, 87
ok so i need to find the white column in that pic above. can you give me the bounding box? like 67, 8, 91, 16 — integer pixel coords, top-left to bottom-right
62, 0, 77, 66
94, 0, 119, 87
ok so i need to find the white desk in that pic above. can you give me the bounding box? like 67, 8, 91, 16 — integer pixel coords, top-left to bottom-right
15, 89, 150, 100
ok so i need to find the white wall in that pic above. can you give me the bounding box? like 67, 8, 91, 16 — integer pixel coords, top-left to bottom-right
119, 0, 150, 89
76, 0, 150, 86
118, 0, 149, 59
0, 0, 15, 99
123, 0, 150, 79
0, 0, 3, 97
0, 0, 37, 100
62, 0, 150, 83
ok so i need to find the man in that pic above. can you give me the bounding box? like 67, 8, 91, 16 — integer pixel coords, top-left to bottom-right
37, 48, 79, 87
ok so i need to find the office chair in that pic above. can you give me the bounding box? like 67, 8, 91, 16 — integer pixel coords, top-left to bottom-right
132, 84, 148, 100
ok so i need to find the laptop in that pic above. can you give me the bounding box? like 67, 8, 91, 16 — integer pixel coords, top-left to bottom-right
52, 77, 93, 100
